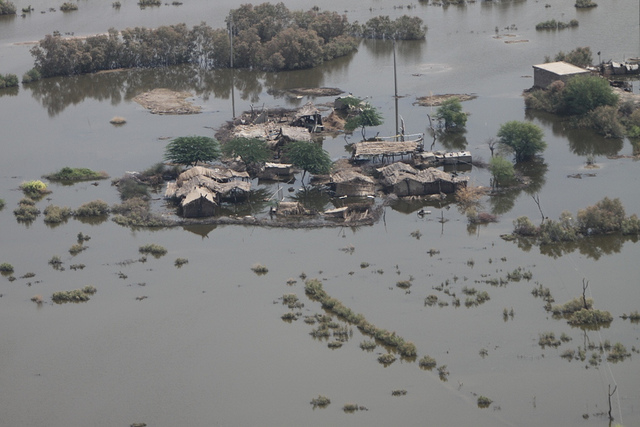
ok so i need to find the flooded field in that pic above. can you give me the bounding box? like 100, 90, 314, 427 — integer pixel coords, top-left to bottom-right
1, 0, 639, 426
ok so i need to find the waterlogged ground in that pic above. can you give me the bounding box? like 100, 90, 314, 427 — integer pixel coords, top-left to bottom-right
1, 0, 640, 426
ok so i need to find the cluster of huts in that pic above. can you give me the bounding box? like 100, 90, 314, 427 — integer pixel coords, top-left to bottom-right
165, 98, 471, 219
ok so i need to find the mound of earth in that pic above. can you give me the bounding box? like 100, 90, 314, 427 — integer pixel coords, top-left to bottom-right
414, 93, 477, 107
133, 88, 201, 114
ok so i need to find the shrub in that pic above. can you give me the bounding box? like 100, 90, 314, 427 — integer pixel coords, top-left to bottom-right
575, 0, 597, 8
116, 177, 149, 200
497, 121, 546, 162
568, 308, 613, 326
0, 263, 14, 273
435, 97, 467, 130
52, 288, 93, 303
13, 199, 40, 222
562, 75, 618, 116
69, 244, 87, 255
419, 355, 437, 369
607, 342, 630, 362
174, 258, 188, 267
43, 205, 73, 224
489, 156, 515, 187
22, 68, 42, 84
310, 395, 331, 408
584, 105, 625, 138
44, 167, 108, 182
359, 340, 376, 350
378, 353, 396, 364
551, 46, 593, 68
60, 2, 78, 11
0, 199, 4, 210
138, 244, 167, 257
576, 197, 625, 234
111, 197, 169, 227
0, 73, 19, 88
251, 263, 268, 274
513, 216, 538, 236
551, 297, 593, 315
19, 180, 49, 197
75, 200, 109, 216
477, 396, 493, 408
0, 0, 16, 15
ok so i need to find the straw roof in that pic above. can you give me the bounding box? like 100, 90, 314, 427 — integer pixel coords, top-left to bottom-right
182, 187, 216, 206
353, 140, 420, 158
377, 163, 461, 186
331, 170, 375, 185
176, 166, 249, 185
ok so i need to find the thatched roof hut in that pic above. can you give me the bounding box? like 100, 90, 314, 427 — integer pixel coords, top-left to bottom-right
275, 201, 307, 216
331, 170, 376, 197
377, 163, 467, 196
180, 188, 217, 218
352, 136, 423, 162
165, 166, 252, 217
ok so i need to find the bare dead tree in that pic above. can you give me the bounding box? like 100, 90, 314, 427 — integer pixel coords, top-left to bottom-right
608, 384, 617, 421
487, 137, 498, 157
582, 279, 589, 310
532, 193, 545, 224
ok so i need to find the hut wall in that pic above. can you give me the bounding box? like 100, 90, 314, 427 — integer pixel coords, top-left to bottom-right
182, 196, 216, 218
335, 182, 375, 197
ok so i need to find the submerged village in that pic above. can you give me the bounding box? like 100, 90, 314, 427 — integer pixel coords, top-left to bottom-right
156, 93, 471, 227
2, 2, 640, 427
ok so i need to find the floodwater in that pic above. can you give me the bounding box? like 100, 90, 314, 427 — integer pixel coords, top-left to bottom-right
1, 1, 640, 426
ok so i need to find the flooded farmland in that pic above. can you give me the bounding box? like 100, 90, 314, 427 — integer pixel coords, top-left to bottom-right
0, 0, 639, 426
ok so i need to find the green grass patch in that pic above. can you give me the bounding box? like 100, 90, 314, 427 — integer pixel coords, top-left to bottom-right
43, 167, 108, 182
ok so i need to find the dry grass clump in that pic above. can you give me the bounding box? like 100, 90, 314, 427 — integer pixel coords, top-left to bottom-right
69, 244, 87, 255
31, 294, 44, 304
110, 116, 127, 125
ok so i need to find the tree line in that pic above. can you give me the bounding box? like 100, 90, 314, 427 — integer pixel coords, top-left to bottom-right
27, 2, 426, 78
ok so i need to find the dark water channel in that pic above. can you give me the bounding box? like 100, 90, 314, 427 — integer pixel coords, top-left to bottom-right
1, 1, 640, 426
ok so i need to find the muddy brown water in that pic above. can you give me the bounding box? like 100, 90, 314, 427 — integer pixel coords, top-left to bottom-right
1, 1, 640, 426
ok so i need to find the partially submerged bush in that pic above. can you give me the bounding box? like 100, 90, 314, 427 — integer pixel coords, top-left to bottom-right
551, 297, 593, 315
419, 355, 437, 369
477, 396, 493, 408
43, 167, 108, 182
75, 200, 109, 217
607, 342, 630, 362
111, 197, 169, 227
19, 180, 49, 198
60, 2, 78, 11
52, 286, 96, 303
251, 263, 269, 274
43, 205, 73, 224
310, 395, 331, 408
138, 244, 167, 257
14, 198, 41, 222
0, 263, 14, 274
174, 258, 188, 267
568, 308, 613, 326
359, 340, 376, 351
69, 243, 87, 255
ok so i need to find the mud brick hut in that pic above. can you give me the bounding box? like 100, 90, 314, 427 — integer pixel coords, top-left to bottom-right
532, 61, 590, 89
331, 170, 376, 197
377, 162, 468, 196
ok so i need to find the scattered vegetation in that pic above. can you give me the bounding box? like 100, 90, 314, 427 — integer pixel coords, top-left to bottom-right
48, 255, 63, 269
544, 46, 593, 68
69, 243, 87, 255
392, 389, 407, 396
52, 285, 97, 303
607, 343, 630, 362
536, 19, 579, 30
538, 332, 561, 348
110, 196, 169, 227
13, 198, 41, 222
251, 263, 269, 275
575, 0, 597, 8
43, 167, 108, 182
620, 311, 640, 321
138, 244, 167, 257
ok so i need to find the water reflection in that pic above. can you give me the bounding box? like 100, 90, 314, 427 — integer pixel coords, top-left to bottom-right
526, 110, 624, 157
0, 86, 19, 98
289, 186, 332, 212
360, 38, 425, 63
489, 159, 548, 215
512, 233, 637, 260
25, 51, 358, 116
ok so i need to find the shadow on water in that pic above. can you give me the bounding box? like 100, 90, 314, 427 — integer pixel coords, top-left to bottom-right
526, 109, 624, 157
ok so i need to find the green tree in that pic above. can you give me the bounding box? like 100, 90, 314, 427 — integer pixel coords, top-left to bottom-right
489, 156, 515, 187
344, 103, 384, 140
562, 75, 618, 116
0, 0, 16, 15
222, 137, 270, 169
435, 97, 467, 131
164, 136, 221, 167
497, 121, 546, 162
283, 140, 332, 182
547, 46, 593, 68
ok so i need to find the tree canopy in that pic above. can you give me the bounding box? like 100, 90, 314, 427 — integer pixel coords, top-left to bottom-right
344, 102, 384, 140
435, 97, 467, 131
489, 156, 515, 187
164, 136, 221, 167
283, 140, 332, 181
561, 75, 618, 116
497, 121, 546, 162
222, 137, 270, 168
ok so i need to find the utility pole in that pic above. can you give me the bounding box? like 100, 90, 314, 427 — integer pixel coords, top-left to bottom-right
393, 39, 399, 140
228, 12, 236, 119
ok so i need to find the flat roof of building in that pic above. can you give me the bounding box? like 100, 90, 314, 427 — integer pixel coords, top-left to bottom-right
532, 61, 588, 75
